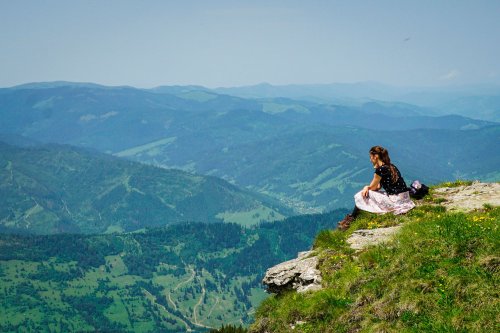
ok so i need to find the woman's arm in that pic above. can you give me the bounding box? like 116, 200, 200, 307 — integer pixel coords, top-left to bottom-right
361, 174, 382, 198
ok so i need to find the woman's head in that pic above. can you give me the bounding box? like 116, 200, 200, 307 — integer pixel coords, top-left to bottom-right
369, 146, 398, 183
369, 146, 391, 166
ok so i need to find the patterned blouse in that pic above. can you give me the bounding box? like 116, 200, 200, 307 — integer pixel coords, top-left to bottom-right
375, 164, 409, 195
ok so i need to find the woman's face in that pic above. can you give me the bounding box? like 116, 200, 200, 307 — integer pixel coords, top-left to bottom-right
369, 153, 378, 165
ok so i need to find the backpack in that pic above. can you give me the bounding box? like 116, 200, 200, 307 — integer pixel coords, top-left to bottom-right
409, 180, 429, 199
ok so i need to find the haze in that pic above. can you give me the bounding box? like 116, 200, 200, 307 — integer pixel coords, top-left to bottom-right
1, 0, 499, 88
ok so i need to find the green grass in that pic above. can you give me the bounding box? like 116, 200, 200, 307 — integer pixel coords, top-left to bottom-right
105, 225, 125, 234
216, 206, 285, 226
250, 193, 499, 332
433, 180, 474, 188
114, 137, 177, 157
103, 291, 133, 329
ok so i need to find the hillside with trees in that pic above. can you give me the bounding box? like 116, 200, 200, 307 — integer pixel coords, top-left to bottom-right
0, 210, 344, 332
0, 141, 288, 234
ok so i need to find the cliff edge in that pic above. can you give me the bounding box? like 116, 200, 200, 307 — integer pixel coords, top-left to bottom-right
253, 181, 499, 333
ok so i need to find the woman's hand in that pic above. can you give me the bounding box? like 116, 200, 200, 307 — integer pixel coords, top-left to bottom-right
362, 185, 370, 198
363, 174, 382, 198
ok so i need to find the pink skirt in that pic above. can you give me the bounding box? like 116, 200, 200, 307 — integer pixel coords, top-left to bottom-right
354, 190, 415, 215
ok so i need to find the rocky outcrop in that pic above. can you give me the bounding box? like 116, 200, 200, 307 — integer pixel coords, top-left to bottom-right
262, 182, 500, 296
262, 251, 322, 294
263, 227, 404, 294
347, 225, 402, 251
432, 182, 500, 212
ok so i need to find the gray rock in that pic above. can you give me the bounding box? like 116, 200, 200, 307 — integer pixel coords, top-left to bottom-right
347, 226, 402, 251
262, 251, 322, 294
432, 182, 500, 212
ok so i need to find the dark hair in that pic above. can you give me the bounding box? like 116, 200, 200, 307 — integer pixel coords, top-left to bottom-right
369, 146, 398, 183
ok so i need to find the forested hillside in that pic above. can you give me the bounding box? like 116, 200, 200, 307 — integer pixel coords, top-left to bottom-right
0, 210, 345, 332
0, 142, 288, 234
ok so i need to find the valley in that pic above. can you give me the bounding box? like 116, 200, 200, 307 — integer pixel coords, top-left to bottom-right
0, 81, 498, 332
0, 211, 344, 332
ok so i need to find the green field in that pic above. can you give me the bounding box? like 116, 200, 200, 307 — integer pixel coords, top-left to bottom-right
0, 210, 344, 332
114, 137, 177, 158
216, 206, 285, 227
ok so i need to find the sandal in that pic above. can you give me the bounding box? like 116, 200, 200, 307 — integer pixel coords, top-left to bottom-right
338, 214, 355, 231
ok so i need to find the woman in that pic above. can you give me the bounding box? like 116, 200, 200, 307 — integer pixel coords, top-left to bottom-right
338, 146, 415, 231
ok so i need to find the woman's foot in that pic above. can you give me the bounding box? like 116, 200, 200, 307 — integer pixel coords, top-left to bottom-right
338, 214, 355, 231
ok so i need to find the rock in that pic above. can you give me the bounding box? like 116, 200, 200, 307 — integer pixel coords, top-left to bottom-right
262, 251, 322, 294
290, 320, 307, 330
347, 226, 402, 251
432, 182, 500, 212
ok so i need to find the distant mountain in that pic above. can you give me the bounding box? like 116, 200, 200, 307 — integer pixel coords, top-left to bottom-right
433, 95, 500, 123
269, 101, 492, 130
215, 82, 500, 122
214, 82, 409, 103
0, 133, 40, 147
9, 81, 128, 91
0, 84, 264, 152
0, 142, 288, 234
150, 84, 212, 95
1, 82, 498, 212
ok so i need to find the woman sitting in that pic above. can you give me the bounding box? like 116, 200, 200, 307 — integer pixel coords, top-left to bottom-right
338, 145, 415, 230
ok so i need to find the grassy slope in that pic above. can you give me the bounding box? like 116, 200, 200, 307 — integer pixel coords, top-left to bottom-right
250, 182, 499, 333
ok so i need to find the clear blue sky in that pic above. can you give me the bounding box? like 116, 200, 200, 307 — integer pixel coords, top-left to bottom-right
1, 0, 499, 88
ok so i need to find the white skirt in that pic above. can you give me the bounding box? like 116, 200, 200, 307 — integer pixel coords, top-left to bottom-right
354, 190, 415, 215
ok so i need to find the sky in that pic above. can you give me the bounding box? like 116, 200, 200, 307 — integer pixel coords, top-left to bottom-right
1, 0, 500, 89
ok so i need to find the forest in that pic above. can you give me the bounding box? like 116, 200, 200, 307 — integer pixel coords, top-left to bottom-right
0, 210, 345, 332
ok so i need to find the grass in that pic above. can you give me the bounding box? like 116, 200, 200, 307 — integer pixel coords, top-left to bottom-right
216, 206, 285, 226
114, 137, 177, 157
250, 190, 499, 333
433, 180, 474, 188
105, 225, 125, 234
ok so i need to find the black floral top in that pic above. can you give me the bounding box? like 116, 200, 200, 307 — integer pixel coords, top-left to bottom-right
375, 164, 408, 195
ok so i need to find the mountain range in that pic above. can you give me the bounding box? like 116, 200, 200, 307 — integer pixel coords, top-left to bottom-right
1, 82, 498, 212
214, 82, 500, 122
1, 81, 499, 332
